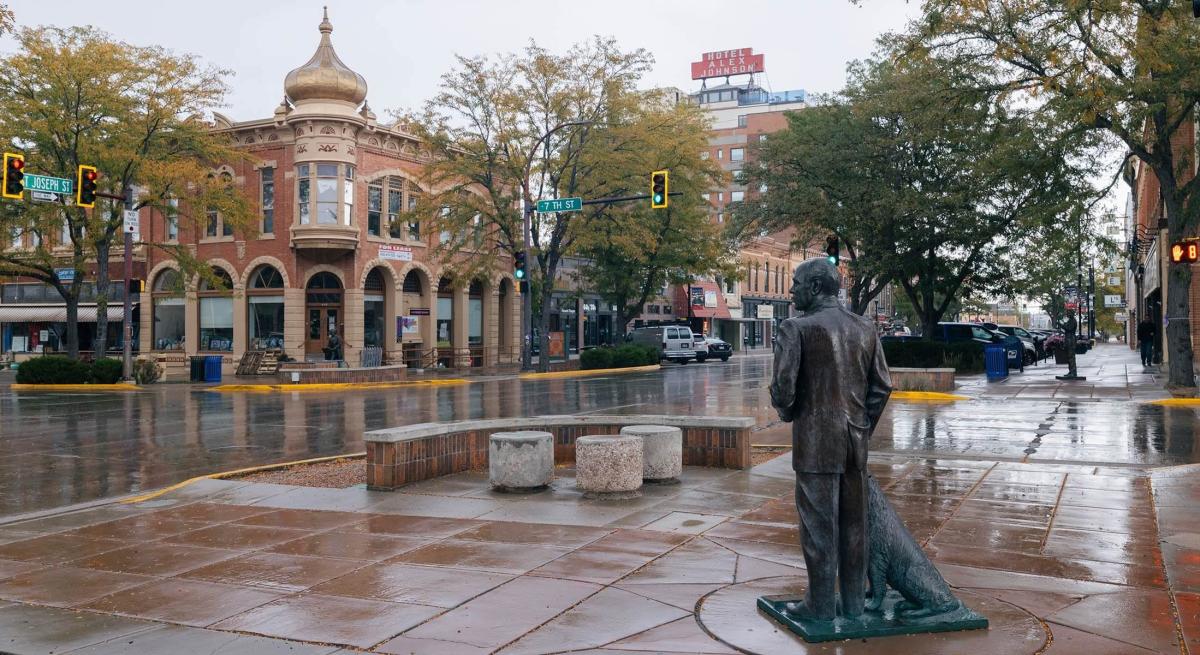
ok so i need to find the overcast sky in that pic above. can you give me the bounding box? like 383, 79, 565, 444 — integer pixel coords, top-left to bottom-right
2, 0, 921, 120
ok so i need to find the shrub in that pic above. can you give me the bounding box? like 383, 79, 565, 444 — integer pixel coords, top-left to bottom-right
880, 340, 985, 374
610, 344, 651, 368
90, 358, 123, 384
637, 344, 660, 365
580, 347, 614, 370
132, 358, 162, 384
15, 356, 92, 384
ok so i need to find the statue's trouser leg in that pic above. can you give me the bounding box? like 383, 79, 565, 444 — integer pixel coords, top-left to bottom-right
795, 473, 839, 620
838, 464, 867, 618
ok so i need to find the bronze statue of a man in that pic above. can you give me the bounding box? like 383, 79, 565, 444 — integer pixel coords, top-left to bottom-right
769, 258, 892, 622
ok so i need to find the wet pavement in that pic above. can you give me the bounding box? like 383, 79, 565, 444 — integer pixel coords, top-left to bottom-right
0, 448, 1192, 654
0, 343, 1198, 653
1, 344, 1195, 518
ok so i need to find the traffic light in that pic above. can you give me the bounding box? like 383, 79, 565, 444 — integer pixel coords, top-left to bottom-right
651, 170, 668, 209
825, 234, 839, 265
77, 165, 98, 208
514, 250, 527, 281
1170, 240, 1200, 264
127, 278, 144, 294
2, 153, 25, 200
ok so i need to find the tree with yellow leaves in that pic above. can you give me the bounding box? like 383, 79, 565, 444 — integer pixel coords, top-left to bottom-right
0, 26, 253, 359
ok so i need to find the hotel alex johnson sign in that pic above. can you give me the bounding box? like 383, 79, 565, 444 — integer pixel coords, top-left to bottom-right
691, 48, 765, 80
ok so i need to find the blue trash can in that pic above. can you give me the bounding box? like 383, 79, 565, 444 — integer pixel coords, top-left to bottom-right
984, 344, 1008, 381
203, 355, 222, 383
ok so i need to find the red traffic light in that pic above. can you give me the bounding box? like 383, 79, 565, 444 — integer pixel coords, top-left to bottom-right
10, 158, 22, 171
83, 169, 97, 181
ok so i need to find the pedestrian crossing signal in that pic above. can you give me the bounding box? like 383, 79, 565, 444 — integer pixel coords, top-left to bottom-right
651, 170, 668, 209
1170, 241, 1199, 264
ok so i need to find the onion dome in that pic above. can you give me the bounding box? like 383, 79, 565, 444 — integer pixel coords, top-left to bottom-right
283, 7, 368, 105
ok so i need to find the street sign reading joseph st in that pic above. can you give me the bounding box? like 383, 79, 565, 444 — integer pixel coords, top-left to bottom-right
24, 174, 73, 196
536, 197, 582, 213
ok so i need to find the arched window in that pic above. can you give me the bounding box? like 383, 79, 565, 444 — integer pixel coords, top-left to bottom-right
248, 265, 285, 349
364, 268, 386, 348
198, 267, 234, 351
151, 269, 185, 350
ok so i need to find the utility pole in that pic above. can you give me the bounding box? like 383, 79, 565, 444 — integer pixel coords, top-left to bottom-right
521, 201, 533, 371
1088, 262, 1096, 341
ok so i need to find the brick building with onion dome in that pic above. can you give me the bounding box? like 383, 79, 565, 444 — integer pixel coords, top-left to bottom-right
138, 9, 519, 373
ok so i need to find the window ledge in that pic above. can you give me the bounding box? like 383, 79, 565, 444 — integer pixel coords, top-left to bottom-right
199, 237, 236, 244
256, 234, 276, 240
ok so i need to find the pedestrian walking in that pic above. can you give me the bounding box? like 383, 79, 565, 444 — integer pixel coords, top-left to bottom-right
1136, 317, 1156, 367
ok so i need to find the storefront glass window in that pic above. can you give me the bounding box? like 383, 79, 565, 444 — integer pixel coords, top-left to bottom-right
364, 297, 385, 347
199, 297, 233, 351
437, 296, 453, 347
249, 298, 283, 349
468, 298, 482, 345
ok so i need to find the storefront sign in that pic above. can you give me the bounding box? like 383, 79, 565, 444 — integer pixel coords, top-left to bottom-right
398, 316, 419, 335
1104, 294, 1124, 308
408, 308, 430, 316
379, 244, 413, 261
691, 48, 765, 80
756, 305, 774, 320
689, 286, 704, 307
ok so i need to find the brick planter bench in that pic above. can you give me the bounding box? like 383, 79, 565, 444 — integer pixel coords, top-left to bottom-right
890, 367, 956, 392
364, 414, 755, 491
277, 364, 407, 384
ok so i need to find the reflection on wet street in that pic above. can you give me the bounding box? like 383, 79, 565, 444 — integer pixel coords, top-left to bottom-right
1, 348, 1198, 516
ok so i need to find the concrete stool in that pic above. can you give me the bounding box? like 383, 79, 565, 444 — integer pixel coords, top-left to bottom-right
620, 424, 683, 483
489, 431, 554, 492
575, 435, 643, 497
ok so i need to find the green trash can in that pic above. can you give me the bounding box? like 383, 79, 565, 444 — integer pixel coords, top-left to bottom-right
189, 356, 205, 382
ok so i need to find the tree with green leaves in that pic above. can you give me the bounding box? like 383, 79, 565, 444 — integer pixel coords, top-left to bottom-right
735, 98, 895, 316
409, 38, 664, 370
905, 0, 1200, 386
572, 93, 731, 340
741, 51, 1102, 338
0, 26, 253, 358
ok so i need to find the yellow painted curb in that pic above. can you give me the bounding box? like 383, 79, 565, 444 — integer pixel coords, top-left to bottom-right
891, 391, 970, 401
10, 383, 140, 392
121, 452, 365, 504
519, 364, 661, 380
1146, 398, 1200, 406
209, 379, 470, 392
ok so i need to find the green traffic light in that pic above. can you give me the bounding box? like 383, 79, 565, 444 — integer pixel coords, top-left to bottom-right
654, 194, 663, 204
515, 269, 525, 279
827, 256, 837, 264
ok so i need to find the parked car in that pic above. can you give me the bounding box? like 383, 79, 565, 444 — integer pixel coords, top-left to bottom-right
926, 322, 1023, 369
627, 325, 697, 364
696, 337, 732, 362
995, 325, 1041, 364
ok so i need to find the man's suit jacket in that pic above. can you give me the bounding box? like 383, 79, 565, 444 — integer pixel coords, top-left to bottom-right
769, 306, 892, 474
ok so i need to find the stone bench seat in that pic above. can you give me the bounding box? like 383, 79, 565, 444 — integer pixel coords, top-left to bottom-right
575, 434, 643, 496
363, 414, 754, 491
489, 430, 553, 492
621, 424, 683, 482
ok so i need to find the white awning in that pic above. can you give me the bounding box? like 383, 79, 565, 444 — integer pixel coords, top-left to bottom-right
0, 304, 129, 323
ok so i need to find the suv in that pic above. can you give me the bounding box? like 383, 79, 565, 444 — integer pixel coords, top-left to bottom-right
995, 325, 1042, 363
627, 325, 697, 364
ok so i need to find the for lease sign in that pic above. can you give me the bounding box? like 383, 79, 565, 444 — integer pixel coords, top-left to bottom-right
691, 48, 765, 80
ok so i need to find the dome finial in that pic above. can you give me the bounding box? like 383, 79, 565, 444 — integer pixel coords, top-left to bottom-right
282, 6, 368, 106
319, 6, 332, 34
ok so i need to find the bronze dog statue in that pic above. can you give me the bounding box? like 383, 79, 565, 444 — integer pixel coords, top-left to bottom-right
865, 474, 962, 622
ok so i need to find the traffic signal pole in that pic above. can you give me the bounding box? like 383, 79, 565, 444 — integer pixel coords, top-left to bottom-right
122, 188, 133, 381
521, 202, 533, 371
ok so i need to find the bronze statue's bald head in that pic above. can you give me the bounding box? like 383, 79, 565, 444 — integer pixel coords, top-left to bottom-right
791, 258, 841, 313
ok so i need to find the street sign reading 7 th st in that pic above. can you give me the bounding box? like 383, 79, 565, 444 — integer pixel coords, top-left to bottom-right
24, 174, 73, 195
536, 197, 582, 213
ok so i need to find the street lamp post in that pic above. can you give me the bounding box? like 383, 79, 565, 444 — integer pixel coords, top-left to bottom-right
519, 120, 594, 371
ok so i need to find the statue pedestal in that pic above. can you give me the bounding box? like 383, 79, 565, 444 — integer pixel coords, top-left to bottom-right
757, 590, 988, 643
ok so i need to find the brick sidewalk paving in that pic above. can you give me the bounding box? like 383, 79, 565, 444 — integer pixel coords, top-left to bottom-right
0, 450, 1192, 654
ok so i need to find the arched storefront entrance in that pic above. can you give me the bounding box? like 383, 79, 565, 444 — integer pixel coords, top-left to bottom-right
305, 272, 343, 357
363, 268, 387, 349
